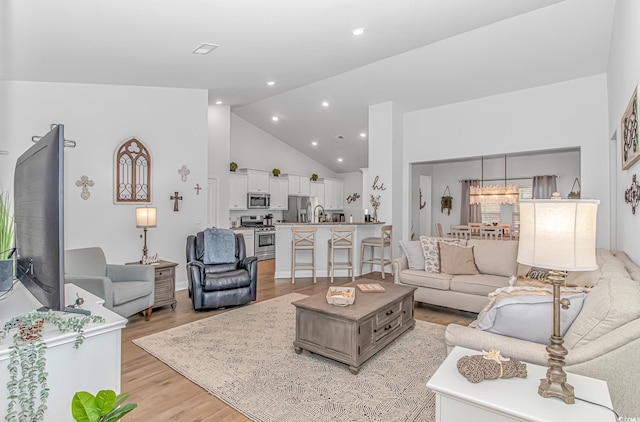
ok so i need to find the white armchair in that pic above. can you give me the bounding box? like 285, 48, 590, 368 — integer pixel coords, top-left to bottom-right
64, 247, 155, 320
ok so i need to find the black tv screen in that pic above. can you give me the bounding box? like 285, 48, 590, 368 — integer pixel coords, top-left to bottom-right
14, 124, 65, 311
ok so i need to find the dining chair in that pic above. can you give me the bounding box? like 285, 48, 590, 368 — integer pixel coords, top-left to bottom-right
435, 223, 444, 237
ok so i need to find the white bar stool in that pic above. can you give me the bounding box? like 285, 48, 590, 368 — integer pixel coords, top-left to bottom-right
359, 225, 392, 279
291, 226, 317, 284
327, 226, 355, 284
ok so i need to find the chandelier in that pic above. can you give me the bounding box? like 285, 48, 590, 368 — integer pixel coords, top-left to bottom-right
470, 156, 519, 205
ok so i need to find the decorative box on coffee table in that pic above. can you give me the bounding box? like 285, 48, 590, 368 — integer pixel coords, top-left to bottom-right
292, 281, 416, 374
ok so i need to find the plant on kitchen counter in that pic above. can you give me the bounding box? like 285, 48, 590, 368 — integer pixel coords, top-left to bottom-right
230, 162, 238, 172
310, 173, 318, 181
272, 168, 281, 177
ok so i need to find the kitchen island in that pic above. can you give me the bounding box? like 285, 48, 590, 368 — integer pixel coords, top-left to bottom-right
275, 222, 385, 279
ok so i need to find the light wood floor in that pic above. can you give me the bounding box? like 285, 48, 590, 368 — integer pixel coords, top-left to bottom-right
121, 260, 476, 420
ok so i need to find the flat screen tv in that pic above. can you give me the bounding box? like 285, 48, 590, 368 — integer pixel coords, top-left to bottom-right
14, 124, 65, 311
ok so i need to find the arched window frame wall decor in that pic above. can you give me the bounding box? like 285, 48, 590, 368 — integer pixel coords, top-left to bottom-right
114, 138, 152, 204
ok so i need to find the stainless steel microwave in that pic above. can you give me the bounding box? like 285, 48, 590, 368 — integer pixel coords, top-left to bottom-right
248, 193, 270, 209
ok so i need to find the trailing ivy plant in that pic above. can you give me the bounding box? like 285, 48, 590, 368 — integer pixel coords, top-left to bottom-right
0, 310, 105, 422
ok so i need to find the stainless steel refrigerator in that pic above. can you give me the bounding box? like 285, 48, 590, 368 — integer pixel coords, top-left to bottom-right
284, 196, 318, 222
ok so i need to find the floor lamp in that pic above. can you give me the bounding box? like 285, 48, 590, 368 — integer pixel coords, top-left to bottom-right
516, 199, 599, 404
136, 207, 157, 262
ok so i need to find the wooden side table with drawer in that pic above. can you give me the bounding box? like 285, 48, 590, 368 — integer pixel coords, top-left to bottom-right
152, 260, 178, 310
127, 260, 178, 310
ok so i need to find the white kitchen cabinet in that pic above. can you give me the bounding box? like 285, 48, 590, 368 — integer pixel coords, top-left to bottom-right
229, 172, 248, 210
283, 174, 310, 196
323, 178, 344, 209
240, 169, 270, 193
234, 229, 255, 257
309, 181, 325, 205
269, 177, 289, 210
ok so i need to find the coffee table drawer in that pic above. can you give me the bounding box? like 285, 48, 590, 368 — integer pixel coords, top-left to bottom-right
375, 301, 402, 326
373, 315, 401, 342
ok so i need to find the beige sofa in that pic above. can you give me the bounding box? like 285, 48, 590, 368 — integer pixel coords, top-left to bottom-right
445, 250, 640, 418
392, 239, 519, 312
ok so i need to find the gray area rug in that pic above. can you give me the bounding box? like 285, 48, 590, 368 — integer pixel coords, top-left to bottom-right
133, 293, 447, 422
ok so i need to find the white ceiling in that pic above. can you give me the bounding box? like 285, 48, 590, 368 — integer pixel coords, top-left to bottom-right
1, 0, 616, 172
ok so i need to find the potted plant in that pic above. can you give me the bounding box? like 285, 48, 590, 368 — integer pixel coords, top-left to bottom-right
71, 390, 137, 422
310, 173, 318, 181
0, 191, 14, 291
272, 168, 281, 177
229, 162, 238, 172
1, 310, 105, 421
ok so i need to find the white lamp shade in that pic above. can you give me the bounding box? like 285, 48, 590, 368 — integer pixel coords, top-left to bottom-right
517, 199, 599, 271
136, 207, 157, 228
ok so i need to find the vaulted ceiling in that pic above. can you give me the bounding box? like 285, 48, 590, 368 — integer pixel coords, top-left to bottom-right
1, 0, 616, 172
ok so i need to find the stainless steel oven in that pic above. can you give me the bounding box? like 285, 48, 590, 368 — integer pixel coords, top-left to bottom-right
254, 226, 275, 260
240, 215, 275, 261
248, 193, 270, 209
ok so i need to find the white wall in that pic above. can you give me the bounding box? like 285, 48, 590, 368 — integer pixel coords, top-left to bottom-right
209, 105, 231, 228
403, 75, 610, 248
0, 81, 208, 286
607, 0, 640, 263
230, 114, 336, 178
337, 171, 364, 221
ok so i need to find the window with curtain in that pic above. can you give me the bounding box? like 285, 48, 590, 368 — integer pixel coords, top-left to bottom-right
511, 186, 533, 228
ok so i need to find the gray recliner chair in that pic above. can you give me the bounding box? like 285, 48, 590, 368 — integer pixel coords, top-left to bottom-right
64, 247, 155, 320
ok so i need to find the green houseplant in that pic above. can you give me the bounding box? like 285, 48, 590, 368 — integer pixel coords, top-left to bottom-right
0, 192, 14, 291
1, 310, 105, 421
229, 162, 238, 172
71, 390, 137, 422
272, 168, 281, 177
310, 173, 318, 181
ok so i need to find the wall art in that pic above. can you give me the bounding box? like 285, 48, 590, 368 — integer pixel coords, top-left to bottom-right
621, 85, 640, 170
114, 138, 152, 203
346, 193, 360, 204
625, 174, 639, 215
75, 175, 95, 200
171, 191, 183, 212
178, 165, 190, 182
194, 183, 203, 195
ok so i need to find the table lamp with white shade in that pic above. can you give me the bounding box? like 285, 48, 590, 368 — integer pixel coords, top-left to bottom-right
516, 199, 599, 404
136, 207, 157, 261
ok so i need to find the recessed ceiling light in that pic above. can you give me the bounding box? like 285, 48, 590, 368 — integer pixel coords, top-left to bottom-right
322, 101, 330, 107
360, 132, 367, 138
215, 100, 223, 105
352, 27, 366, 36
192, 43, 219, 55
337, 158, 344, 162
271, 116, 279, 122
311, 141, 318, 146
267, 81, 275, 86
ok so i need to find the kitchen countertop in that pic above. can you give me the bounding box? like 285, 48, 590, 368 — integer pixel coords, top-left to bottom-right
274, 221, 384, 226
230, 226, 255, 230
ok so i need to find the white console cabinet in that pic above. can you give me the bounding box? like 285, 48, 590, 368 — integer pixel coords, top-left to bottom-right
0, 282, 126, 421
427, 346, 614, 422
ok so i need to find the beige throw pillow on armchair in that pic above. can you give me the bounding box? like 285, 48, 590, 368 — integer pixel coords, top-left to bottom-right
438, 242, 479, 275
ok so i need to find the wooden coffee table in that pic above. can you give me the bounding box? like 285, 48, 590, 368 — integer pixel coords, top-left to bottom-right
292, 282, 416, 374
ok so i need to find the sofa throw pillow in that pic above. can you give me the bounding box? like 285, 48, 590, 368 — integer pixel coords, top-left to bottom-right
473, 292, 587, 344
438, 242, 479, 275
399, 240, 425, 270
419, 236, 464, 273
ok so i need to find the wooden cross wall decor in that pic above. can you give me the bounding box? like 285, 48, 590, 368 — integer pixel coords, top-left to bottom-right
171, 192, 183, 212
194, 183, 202, 195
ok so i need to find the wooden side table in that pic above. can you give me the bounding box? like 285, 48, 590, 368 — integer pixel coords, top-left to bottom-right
127, 260, 178, 310
427, 346, 615, 422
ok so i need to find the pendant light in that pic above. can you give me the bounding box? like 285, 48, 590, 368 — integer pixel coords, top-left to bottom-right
469, 155, 519, 205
